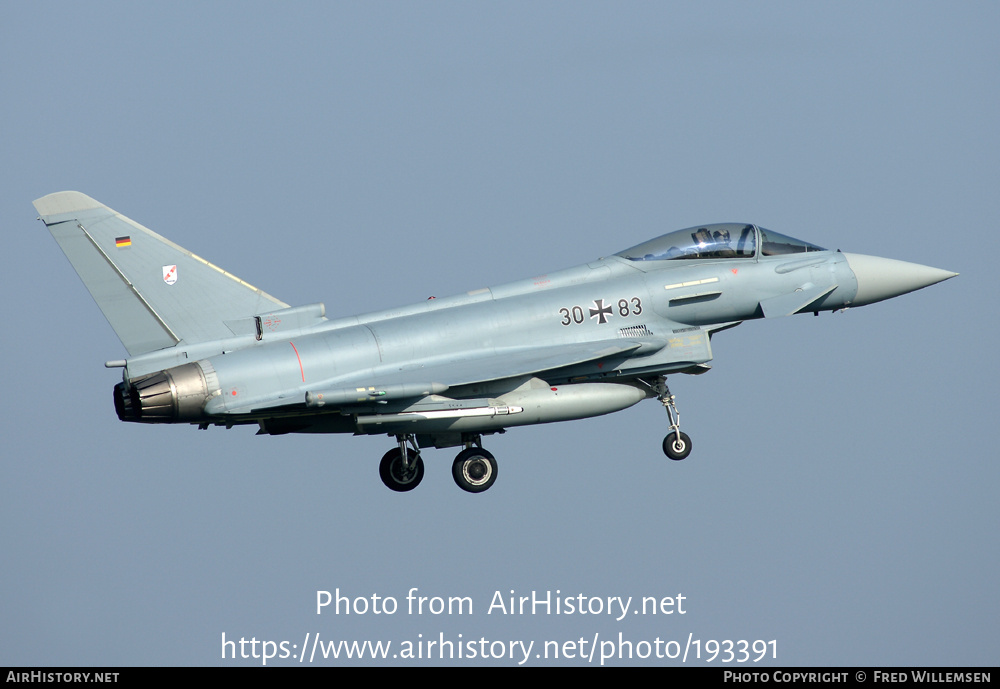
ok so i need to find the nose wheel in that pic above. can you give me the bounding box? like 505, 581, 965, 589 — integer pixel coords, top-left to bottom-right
662, 431, 692, 461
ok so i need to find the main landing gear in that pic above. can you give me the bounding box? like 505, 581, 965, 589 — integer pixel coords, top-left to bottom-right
452, 445, 498, 493
378, 434, 499, 493
378, 435, 424, 492
646, 376, 693, 461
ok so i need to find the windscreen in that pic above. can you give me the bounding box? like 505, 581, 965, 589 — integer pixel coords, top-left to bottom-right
758, 227, 825, 255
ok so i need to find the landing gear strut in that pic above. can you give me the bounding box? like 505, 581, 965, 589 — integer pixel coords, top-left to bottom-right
379, 435, 424, 492
649, 376, 692, 461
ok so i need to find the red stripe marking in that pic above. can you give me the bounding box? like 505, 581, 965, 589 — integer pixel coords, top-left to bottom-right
289, 341, 305, 382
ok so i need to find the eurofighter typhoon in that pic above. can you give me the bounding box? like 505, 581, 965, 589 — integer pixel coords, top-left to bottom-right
34, 192, 956, 493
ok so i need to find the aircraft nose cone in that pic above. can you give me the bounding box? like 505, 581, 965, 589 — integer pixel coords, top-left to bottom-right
843, 253, 957, 307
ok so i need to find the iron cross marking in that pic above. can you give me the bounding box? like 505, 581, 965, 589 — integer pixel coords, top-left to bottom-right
589, 299, 613, 324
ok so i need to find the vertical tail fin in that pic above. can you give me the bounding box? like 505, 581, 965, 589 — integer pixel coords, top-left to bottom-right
34, 191, 288, 356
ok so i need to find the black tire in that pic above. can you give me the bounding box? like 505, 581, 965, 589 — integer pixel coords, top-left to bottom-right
379, 448, 424, 492
662, 432, 692, 461
452, 447, 498, 493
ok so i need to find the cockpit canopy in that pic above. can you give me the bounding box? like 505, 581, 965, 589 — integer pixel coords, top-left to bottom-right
616, 223, 825, 262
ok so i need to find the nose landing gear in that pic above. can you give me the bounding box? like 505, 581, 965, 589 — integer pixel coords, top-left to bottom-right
647, 376, 693, 461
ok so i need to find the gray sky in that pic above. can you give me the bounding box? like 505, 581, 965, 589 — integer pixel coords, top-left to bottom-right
2, 1, 996, 666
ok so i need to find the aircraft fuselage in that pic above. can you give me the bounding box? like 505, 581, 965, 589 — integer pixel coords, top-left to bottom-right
116, 242, 861, 440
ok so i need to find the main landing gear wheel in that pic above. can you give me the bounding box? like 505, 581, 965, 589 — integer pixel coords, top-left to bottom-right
662, 432, 692, 461
452, 447, 498, 493
379, 448, 424, 492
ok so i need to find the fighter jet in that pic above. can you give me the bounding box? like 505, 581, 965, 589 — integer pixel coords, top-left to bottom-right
34, 191, 956, 493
